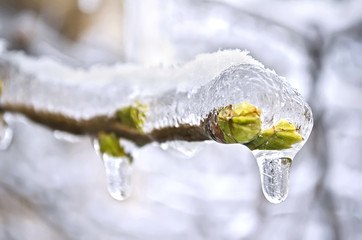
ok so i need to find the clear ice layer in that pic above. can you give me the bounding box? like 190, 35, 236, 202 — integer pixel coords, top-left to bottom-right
0, 49, 263, 119
258, 157, 292, 204
146, 64, 312, 145
102, 154, 132, 201
0, 49, 312, 147
93, 139, 133, 201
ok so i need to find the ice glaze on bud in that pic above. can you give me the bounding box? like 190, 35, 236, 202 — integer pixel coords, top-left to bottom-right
246, 120, 303, 150
217, 102, 262, 143
217, 102, 303, 150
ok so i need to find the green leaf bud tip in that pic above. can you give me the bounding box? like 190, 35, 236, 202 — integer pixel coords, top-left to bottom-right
116, 103, 147, 132
218, 102, 304, 150
98, 132, 126, 158
246, 120, 304, 150
218, 102, 262, 144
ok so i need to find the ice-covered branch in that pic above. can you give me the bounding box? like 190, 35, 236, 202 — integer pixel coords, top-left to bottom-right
0, 48, 261, 145
0, 46, 313, 203
0, 47, 272, 143
0, 102, 210, 146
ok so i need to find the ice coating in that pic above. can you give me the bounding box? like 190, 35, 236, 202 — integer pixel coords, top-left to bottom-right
0, 49, 312, 151
146, 64, 312, 156
0, 49, 263, 119
143, 63, 313, 204
93, 139, 133, 201
102, 154, 132, 201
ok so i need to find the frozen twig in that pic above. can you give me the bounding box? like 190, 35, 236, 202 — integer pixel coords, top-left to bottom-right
0, 46, 312, 152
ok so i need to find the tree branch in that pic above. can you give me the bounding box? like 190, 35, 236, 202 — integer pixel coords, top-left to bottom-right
0, 103, 214, 146
0, 48, 312, 151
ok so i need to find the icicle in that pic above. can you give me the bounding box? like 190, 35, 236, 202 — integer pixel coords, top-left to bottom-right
256, 156, 292, 204
92, 136, 133, 201
0, 115, 13, 151
102, 154, 132, 200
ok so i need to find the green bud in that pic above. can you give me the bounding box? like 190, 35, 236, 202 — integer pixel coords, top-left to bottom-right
246, 120, 303, 150
98, 132, 126, 157
218, 102, 262, 143
116, 103, 147, 132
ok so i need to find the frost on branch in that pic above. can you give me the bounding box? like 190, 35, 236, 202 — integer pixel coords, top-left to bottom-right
0, 47, 313, 203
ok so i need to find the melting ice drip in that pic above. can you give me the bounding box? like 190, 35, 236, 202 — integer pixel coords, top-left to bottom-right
258, 156, 292, 203
0, 49, 313, 203
102, 155, 132, 200
93, 139, 133, 200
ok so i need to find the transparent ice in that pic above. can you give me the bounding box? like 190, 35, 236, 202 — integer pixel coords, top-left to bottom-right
0, 115, 13, 151
0, 49, 264, 119
0, 48, 313, 203
93, 139, 133, 201
103, 155, 132, 201
143, 63, 313, 203
258, 157, 292, 204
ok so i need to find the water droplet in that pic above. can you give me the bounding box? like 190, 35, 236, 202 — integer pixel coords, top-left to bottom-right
0, 117, 13, 151
102, 154, 132, 201
160, 142, 169, 151
257, 157, 292, 204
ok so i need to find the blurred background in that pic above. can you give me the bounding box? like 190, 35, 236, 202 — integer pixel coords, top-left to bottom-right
1, 0, 362, 239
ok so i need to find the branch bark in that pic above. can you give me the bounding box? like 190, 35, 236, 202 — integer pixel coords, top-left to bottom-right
0, 102, 216, 146
0, 56, 226, 145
